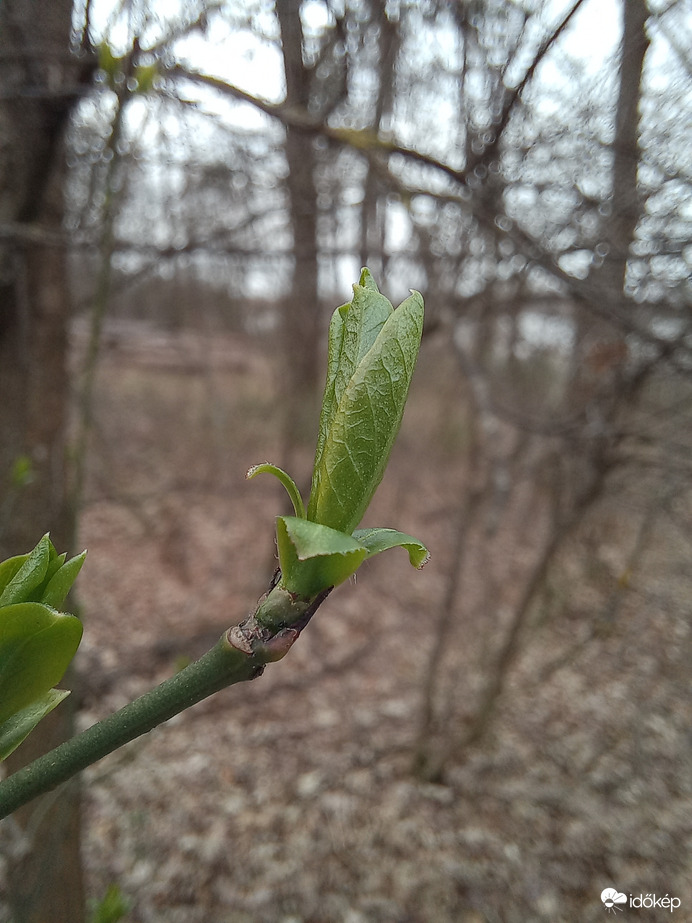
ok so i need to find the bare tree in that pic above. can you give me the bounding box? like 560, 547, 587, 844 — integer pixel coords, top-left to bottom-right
275, 0, 324, 471
598, 0, 650, 299
409, 0, 691, 781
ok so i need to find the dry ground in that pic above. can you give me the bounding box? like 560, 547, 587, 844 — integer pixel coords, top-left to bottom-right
6, 321, 692, 922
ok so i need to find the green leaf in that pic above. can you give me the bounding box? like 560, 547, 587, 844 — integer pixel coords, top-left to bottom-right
333, 271, 394, 412
0, 554, 29, 597
310, 270, 394, 502
0, 534, 51, 607
249, 271, 428, 605
0, 537, 86, 610
246, 464, 306, 518
0, 602, 83, 724
43, 545, 67, 588
276, 516, 367, 599
308, 289, 424, 533
40, 550, 87, 609
352, 528, 430, 569
311, 301, 348, 488
0, 689, 70, 761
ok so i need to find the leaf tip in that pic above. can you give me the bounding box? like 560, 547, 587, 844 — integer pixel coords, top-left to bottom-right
415, 549, 431, 569
246, 463, 306, 519
358, 267, 379, 291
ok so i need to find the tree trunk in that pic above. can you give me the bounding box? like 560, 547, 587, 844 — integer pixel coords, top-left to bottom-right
598, 0, 649, 299
0, 1, 90, 920
276, 0, 321, 466
359, 3, 398, 277
569, 0, 649, 404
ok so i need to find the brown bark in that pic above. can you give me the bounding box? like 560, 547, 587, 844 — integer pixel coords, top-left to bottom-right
276, 0, 321, 466
598, 0, 650, 298
0, 1, 91, 919
359, 4, 398, 277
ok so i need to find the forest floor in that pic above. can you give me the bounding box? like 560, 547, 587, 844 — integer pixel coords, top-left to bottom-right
18, 321, 692, 922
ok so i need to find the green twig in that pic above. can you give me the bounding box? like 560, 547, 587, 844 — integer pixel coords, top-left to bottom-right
0, 581, 326, 819
0, 268, 426, 818
0, 637, 252, 818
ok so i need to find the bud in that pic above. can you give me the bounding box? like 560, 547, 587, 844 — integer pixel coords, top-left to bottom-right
248, 269, 428, 602
0, 535, 85, 759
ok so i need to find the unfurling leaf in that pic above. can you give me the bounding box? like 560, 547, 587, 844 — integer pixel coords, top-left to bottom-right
246, 464, 306, 519
248, 268, 428, 606
307, 272, 424, 534
276, 516, 367, 599
353, 528, 430, 569
0, 533, 51, 607
40, 550, 87, 609
0, 534, 85, 608
0, 535, 86, 758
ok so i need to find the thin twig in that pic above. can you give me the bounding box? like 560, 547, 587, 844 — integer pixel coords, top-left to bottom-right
0, 578, 331, 818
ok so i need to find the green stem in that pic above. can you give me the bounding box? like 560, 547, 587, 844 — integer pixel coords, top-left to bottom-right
0, 578, 333, 819
0, 633, 261, 819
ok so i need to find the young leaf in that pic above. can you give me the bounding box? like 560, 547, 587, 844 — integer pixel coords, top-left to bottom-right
42, 546, 67, 591
0, 534, 51, 607
0, 554, 29, 597
308, 290, 424, 533
246, 464, 306, 519
0, 689, 70, 761
352, 528, 430, 569
311, 302, 348, 489
310, 270, 394, 500
0, 602, 83, 724
40, 550, 87, 609
276, 516, 367, 599
332, 271, 394, 411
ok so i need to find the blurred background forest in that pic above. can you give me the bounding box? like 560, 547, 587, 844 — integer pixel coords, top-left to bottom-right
1, 0, 691, 921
